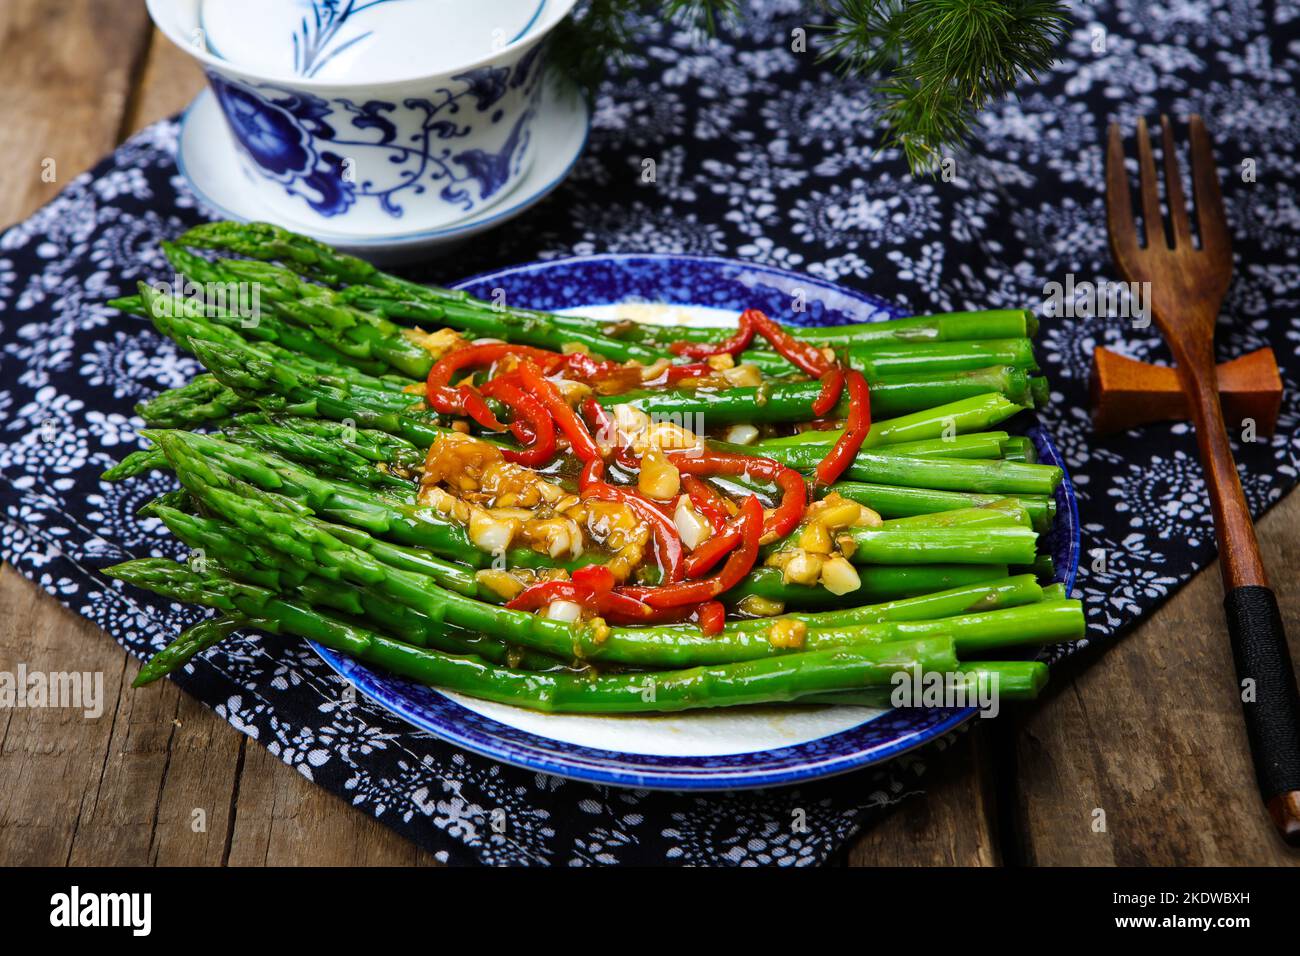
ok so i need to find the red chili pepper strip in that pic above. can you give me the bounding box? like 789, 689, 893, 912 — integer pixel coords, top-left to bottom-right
697, 601, 726, 636
506, 576, 667, 625
668, 308, 757, 359
480, 371, 532, 441
618, 495, 762, 609
812, 365, 845, 418
457, 386, 507, 432
517, 360, 601, 464
766, 467, 810, 541
426, 343, 566, 431
748, 309, 834, 377
581, 482, 686, 584
682, 475, 730, 531
683, 525, 743, 578
581, 397, 616, 455
595, 590, 662, 623
663, 362, 716, 384
557, 351, 640, 383
579, 456, 605, 490
815, 369, 872, 485
572, 565, 615, 593
480, 378, 555, 466
423, 377, 504, 432
505, 580, 595, 613
668, 449, 807, 541
427, 343, 563, 391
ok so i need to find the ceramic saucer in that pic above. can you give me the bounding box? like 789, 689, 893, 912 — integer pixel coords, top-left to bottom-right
176, 73, 590, 263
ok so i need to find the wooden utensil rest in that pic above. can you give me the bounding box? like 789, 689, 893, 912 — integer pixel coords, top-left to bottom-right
1091, 345, 1283, 436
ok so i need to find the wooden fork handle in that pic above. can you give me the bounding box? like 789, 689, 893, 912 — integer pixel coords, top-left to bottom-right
1225, 586, 1300, 845
1176, 343, 1300, 845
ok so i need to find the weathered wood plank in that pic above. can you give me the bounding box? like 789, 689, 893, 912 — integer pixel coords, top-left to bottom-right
0, 566, 131, 864
847, 724, 1000, 866
141, 686, 244, 865
226, 740, 436, 866
0, 0, 152, 228
128, 26, 205, 131
1015, 488, 1300, 866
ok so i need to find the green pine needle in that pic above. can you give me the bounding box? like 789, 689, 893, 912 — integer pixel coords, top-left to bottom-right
818, 0, 1069, 171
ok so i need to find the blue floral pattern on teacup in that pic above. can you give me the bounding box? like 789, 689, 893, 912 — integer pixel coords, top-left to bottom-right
205, 46, 544, 221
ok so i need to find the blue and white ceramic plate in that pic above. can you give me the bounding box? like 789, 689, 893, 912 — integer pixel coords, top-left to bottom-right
312, 255, 1081, 790
176, 72, 589, 264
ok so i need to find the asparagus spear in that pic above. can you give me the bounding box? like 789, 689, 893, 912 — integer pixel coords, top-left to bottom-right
797, 660, 1049, 706
741, 337, 1039, 378
153, 504, 572, 670
836, 525, 1039, 566
141, 428, 596, 573
220, 420, 415, 492
603, 309, 1038, 348
149, 426, 1040, 574
600, 365, 1033, 422
133, 282, 413, 389
132, 614, 260, 687
829, 481, 1055, 529
113, 558, 961, 713
120, 273, 397, 379
752, 393, 1027, 449
727, 564, 1011, 607
712, 442, 1063, 495
187, 338, 451, 448
103, 413, 424, 490
691, 574, 1044, 634
231, 414, 425, 466
135, 374, 250, 427
819, 432, 1010, 461
176, 221, 669, 365
999, 435, 1039, 464
160, 496, 1044, 643
111, 528, 1080, 670
881, 501, 1030, 527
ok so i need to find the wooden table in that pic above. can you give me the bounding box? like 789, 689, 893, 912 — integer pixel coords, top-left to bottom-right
1, 0, 1296, 867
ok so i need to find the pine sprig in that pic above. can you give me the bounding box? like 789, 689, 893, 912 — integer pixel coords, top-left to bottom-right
547, 0, 1069, 173
818, 0, 1070, 170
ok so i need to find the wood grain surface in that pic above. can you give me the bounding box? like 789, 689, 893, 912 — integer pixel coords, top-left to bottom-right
0, 0, 1296, 866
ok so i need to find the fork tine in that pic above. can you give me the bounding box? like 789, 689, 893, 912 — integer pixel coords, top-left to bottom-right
1160, 114, 1192, 248
1189, 114, 1231, 258
1105, 123, 1139, 258
1135, 117, 1167, 249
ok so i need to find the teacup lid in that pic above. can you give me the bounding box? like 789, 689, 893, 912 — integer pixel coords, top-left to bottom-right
200, 0, 549, 83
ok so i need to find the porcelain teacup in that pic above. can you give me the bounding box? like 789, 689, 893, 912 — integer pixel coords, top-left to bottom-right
148, 0, 577, 235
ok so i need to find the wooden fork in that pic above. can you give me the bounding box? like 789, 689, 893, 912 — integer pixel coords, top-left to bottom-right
1106, 115, 1300, 845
